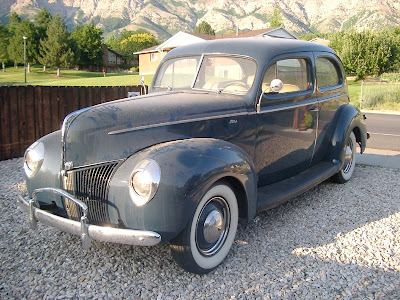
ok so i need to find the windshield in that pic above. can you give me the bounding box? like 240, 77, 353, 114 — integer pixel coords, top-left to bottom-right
153, 56, 201, 90
153, 55, 257, 95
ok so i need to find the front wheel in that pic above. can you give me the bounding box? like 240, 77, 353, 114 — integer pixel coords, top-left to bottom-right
170, 184, 238, 274
332, 131, 357, 183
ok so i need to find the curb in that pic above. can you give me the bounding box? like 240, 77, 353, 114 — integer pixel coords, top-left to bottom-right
361, 110, 400, 116
356, 148, 400, 170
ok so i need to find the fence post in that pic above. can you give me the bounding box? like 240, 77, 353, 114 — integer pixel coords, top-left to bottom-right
360, 80, 364, 109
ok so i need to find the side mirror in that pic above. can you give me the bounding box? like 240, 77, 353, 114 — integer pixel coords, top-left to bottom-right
270, 79, 283, 93
257, 79, 284, 113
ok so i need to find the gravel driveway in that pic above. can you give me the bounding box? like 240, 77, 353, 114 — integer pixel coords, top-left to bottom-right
1, 158, 399, 299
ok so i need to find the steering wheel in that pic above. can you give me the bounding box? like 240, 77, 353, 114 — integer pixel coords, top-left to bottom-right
221, 80, 250, 90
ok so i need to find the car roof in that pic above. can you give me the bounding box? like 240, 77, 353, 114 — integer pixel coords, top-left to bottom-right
164, 37, 335, 62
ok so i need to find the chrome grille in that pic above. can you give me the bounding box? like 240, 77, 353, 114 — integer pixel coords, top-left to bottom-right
64, 161, 119, 224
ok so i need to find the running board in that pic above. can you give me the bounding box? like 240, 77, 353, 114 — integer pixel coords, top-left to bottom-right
257, 161, 341, 213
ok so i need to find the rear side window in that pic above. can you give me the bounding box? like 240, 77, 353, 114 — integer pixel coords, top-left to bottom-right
316, 57, 341, 89
263, 58, 310, 94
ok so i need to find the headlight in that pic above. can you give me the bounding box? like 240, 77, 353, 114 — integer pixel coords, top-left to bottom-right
24, 142, 45, 178
129, 159, 161, 206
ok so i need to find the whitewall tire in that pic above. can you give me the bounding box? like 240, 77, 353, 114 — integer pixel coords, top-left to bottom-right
333, 131, 357, 183
170, 183, 238, 274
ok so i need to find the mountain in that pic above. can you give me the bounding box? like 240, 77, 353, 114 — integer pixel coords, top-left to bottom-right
1, 0, 399, 40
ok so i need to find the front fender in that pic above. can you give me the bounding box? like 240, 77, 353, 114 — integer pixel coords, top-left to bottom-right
108, 138, 257, 242
327, 105, 367, 166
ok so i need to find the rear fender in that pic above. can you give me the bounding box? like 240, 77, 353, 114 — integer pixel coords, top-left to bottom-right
108, 138, 257, 242
327, 105, 367, 167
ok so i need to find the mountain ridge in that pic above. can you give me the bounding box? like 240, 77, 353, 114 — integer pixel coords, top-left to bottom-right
1, 0, 399, 40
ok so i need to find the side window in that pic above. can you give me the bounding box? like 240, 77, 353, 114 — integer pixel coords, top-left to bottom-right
316, 57, 341, 89
262, 58, 310, 94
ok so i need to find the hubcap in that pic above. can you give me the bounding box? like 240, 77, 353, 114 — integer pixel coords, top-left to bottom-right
343, 137, 354, 173
195, 197, 230, 256
203, 210, 224, 244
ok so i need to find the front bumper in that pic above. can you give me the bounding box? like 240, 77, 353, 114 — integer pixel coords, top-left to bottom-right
17, 188, 161, 248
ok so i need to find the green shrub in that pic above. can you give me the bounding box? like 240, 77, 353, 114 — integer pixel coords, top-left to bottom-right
381, 72, 400, 82
130, 66, 139, 73
118, 63, 134, 70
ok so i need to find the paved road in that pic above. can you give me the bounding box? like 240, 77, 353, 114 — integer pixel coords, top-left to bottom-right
364, 112, 400, 151
355, 111, 400, 169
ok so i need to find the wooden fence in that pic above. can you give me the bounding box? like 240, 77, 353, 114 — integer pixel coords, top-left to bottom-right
0, 85, 145, 161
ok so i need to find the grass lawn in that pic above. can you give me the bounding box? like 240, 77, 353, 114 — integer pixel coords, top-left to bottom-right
347, 79, 362, 108
0, 66, 154, 87
347, 78, 400, 111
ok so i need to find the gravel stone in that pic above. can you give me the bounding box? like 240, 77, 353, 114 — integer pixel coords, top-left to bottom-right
1, 158, 399, 299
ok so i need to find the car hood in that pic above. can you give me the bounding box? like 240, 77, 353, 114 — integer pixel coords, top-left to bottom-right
63, 90, 249, 167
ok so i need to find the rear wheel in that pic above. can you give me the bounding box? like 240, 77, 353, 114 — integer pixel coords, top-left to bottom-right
333, 131, 357, 183
170, 184, 238, 274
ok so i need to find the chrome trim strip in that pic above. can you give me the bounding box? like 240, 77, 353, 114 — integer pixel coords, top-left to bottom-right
108, 111, 249, 135
67, 159, 124, 172
17, 191, 161, 247
253, 99, 320, 115
317, 93, 345, 103
61, 107, 92, 177
253, 93, 344, 115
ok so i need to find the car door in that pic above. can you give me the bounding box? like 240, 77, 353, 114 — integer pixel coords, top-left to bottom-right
311, 52, 349, 165
254, 53, 319, 187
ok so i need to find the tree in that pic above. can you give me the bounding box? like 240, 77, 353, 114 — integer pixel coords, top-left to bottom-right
7, 19, 38, 69
7, 12, 21, 33
72, 23, 104, 68
6, 12, 21, 67
119, 32, 159, 61
106, 29, 147, 53
106, 34, 120, 51
106, 30, 158, 61
329, 29, 400, 80
270, 7, 283, 27
39, 14, 74, 77
300, 29, 400, 79
34, 7, 52, 40
193, 21, 215, 35
0, 25, 9, 71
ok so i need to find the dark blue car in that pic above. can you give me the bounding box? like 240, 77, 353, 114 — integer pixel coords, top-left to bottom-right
19, 37, 368, 274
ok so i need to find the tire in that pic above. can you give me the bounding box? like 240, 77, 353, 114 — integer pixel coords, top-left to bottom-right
170, 183, 239, 274
332, 131, 357, 183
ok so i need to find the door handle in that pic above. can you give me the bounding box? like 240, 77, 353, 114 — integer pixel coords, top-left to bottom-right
308, 108, 319, 112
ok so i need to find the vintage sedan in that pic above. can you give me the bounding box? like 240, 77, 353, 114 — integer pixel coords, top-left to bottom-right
18, 38, 368, 274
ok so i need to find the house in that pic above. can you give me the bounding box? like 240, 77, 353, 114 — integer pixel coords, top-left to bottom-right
134, 32, 216, 75
135, 27, 297, 75
101, 47, 140, 73
217, 27, 297, 39
102, 48, 124, 73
